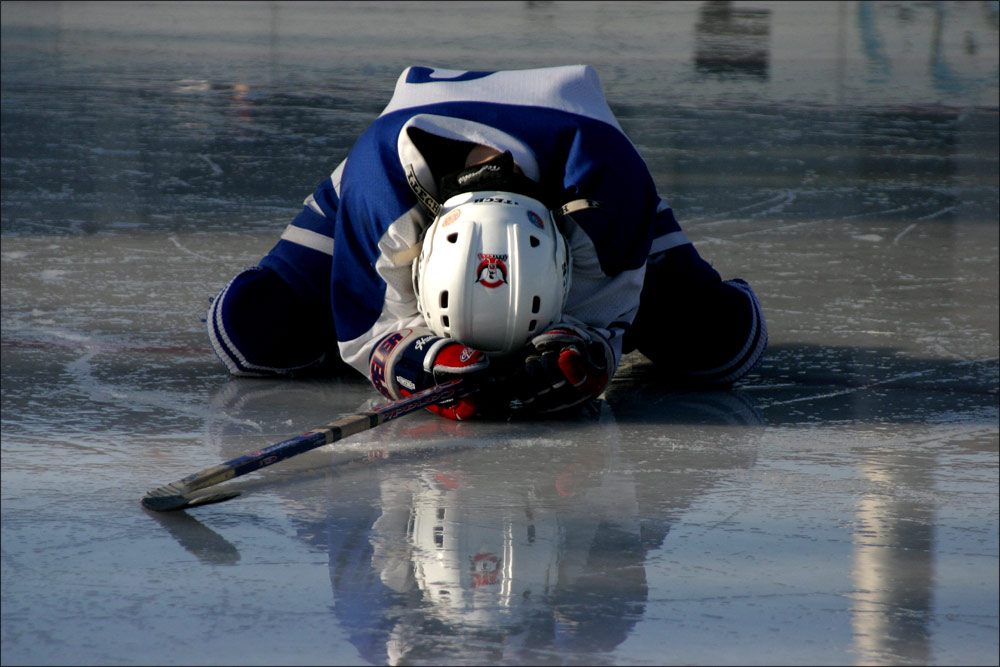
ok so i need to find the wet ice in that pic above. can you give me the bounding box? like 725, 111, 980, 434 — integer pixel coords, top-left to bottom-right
2, 2, 998, 666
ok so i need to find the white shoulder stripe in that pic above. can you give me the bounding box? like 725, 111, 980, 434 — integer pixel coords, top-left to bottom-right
304, 193, 324, 216
280, 225, 334, 256
649, 230, 691, 255
330, 159, 346, 194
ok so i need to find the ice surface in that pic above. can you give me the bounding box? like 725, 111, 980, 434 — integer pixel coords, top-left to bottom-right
2, 2, 997, 665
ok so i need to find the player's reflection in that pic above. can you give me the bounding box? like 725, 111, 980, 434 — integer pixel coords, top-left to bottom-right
202, 378, 764, 663
324, 413, 665, 665
317, 392, 763, 665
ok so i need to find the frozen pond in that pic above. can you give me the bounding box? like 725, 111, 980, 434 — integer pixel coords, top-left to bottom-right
2, 2, 998, 665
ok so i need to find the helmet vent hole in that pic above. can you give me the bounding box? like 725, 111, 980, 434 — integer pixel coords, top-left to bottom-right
447, 233, 458, 243
528, 319, 537, 332
532, 296, 541, 313
439, 291, 449, 309
442, 315, 450, 328
529, 235, 540, 248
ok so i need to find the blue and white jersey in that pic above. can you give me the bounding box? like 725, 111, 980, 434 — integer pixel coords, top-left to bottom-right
258, 65, 692, 378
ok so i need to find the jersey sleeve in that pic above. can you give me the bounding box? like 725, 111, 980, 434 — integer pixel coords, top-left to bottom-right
326, 116, 432, 377
556, 122, 680, 370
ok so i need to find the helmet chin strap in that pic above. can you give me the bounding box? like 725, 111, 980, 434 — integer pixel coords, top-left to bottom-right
405, 145, 512, 218
406, 162, 442, 217
556, 198, 604, 219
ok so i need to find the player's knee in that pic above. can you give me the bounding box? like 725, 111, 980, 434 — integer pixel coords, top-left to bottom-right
629, 277, 767, 386
207, 266, 341, 376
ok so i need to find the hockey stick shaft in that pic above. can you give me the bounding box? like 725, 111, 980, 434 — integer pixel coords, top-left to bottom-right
141, 379, 466, 512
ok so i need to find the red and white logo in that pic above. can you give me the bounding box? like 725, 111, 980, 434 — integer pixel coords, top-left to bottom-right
470, 552, 502, 587
475, 253, 508, 288
440, 209, 461, 227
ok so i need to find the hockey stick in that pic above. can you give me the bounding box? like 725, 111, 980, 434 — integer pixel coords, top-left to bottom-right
141, 378, 467, 512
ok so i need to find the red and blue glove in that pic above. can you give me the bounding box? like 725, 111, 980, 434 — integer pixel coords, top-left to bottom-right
510, 324, 614, 415
369, 328, 491, 421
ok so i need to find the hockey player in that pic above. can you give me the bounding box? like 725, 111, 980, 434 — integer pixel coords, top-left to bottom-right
207, 65, 767, 420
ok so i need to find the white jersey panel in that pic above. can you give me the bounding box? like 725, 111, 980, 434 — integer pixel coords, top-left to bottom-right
381, 65, 623, 132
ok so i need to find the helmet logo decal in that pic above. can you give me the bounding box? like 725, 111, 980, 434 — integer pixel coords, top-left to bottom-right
470, 552, 502, 587
526, 210, 545, 229
440, 209, 461, 227
475, 253, 508, 288
472, 196, 518, 205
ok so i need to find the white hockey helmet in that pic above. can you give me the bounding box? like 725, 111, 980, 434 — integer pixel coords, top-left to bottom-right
413, 190, 571, 356
403, 471, 559, 630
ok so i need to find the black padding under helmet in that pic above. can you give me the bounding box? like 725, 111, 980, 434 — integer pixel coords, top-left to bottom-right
438, 150, 552, 206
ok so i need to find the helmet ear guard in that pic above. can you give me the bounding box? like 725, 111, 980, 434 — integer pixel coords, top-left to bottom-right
413, 190, 571, 357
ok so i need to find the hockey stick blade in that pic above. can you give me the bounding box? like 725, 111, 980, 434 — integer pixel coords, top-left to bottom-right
140, 379, 466, 512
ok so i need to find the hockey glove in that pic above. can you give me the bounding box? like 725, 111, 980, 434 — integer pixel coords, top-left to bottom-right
369, 328, 491, 421
511, 324, 614, 415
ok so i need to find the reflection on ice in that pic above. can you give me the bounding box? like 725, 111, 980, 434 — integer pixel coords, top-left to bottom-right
851, 452, 935, 666
695, 1, 771, 79
301, 422, 665, 664
366, 463, 647, 665
190, 362, 989, 665
145, 509, 241, 566
198, 382, 765, 664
